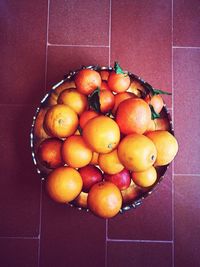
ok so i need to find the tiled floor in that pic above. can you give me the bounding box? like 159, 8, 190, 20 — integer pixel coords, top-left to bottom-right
0, 1, 200, 267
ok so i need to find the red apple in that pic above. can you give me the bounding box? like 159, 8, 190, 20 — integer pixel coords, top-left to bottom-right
78, 165, 103, 193
104, 169, 131, 190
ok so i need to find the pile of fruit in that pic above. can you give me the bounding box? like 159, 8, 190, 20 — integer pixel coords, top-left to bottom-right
32, 62, 178, 218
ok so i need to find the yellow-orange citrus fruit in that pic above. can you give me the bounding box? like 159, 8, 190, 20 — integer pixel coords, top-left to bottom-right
62, 135, 92, 168
79, 110, 99, 129
108, 71, 131, 93
87, 181, 122, 218
146, 118, 171, 133
145, 94, 164, 114
74, 191, 88, 209
132, 166, 157, 187
145, 130, 178, 166
83, 116, 120, 153
116, 98, 151, 135
98, 149, 124, 175
37, 138, 63, 169
121, 180, 141, 204
75, 69, 101, 95
118, 133, 157, 172
58, 88, 88, 115
48, 81, 76, 106
99, 70, 110, 81
46, 166, 83, 203
34, 108, 50, 140
112, 92, 137, 115
44, 104, 78, 138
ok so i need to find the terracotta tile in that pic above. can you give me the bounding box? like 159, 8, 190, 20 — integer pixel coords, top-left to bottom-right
174, 175, 200, 267
108, 166, 172, 241
174, 49, 200, 174
0, 1, 47, 105
48, 0, 109, 45
173, 0, 200, 47
111, 0, 172, 108
0, 106, 41, 236
46, 46, 109, 90
40, 192, 106, 267
107, 241, 172, 267
0, 238, 38, 267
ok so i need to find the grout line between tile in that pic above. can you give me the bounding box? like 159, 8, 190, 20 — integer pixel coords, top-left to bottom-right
173, 46, 200, 49
171, 1, 175, 266
107, 239, 173, 244
108, 0, 112, 66
47, 43, 109, 48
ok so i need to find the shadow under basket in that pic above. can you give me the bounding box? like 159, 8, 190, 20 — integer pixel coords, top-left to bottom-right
30, 65, 173, 214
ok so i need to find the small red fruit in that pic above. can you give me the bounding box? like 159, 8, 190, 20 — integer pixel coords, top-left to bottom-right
104, 169, 131, 190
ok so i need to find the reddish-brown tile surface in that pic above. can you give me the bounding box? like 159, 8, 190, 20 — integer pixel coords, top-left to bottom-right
107, 241, 172, 267
108, 167, 172, 241
174, 175, 200, 267
46, 46, 109, 90
0, 106, 41, 236
40, 191, 106, 267
48, 0, 110, 45
173, 0, 200, 47
0, 1, 47, 105
174, 49, 200, 174
0, 238, 38, 267
111, 0, 172, 107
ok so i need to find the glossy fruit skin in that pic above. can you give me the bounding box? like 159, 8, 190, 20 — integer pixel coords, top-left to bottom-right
121, 180, 141, 204
75, 69, 101, 95
117, 133, 157, 172
99, 89, 115, 113
74, 191, 88, 209
90, 151, 99, 165
82, 116, 120, 153
62, 135, 93, 168
79, 110, 99, 129
87, 181, 122, 218
104, 169, 131, 190
58, 88, 88, 115
101, 81, 111, 90
79, 165, 103, 193
34, 108, 50, 140
98, 149, 124, 175
132, 166, 157, 187
146, 118, 171, 133
108, 71, 130, 93
112, 92, 137, 115
48, 81, 76, 106
44, 104, 78, 138
116, 98, 151, 135
46, 166, 83, 203
145, 94, 164, 114
127, 80, 145, 97
99, 70, 110, 81
145, 130, 178, 166
37, 138, 63, 169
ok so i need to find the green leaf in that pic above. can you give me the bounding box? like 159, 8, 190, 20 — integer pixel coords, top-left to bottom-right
88, 88, 101, 113
149, 104, 160, 120
152, 88, 172, 95
114, 61, 125, 74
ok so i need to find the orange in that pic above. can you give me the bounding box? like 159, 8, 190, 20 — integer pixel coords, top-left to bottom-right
46, 166, 83, 203
75, 69, 101, 95
145, 94, 164, 114
127, 80, 145, 97
116, 98, 151, 134
98, 149, 124, 175
145, 130, 178, 166
99, 89, 115, 113
121, 180, 141, 205
62, 135, 93, 168
34, 107, 50, 140
108, 71, 130, 93
146, 118, 171, 133
117, 133, 157, 172
99, 70, 110, 81
83, 115, 120, 153
79, 110, 99, 129
90, 151, 99, 165
74, 191, 88, 209
37, 138, 63, 169
87, 181, 122, 218
101, 81, 111, 91
44, 104, 78, 138
132, 166, 157, 187
57, 88, 88, 115
112, 92, 137, 115
48, 81, 76, 106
